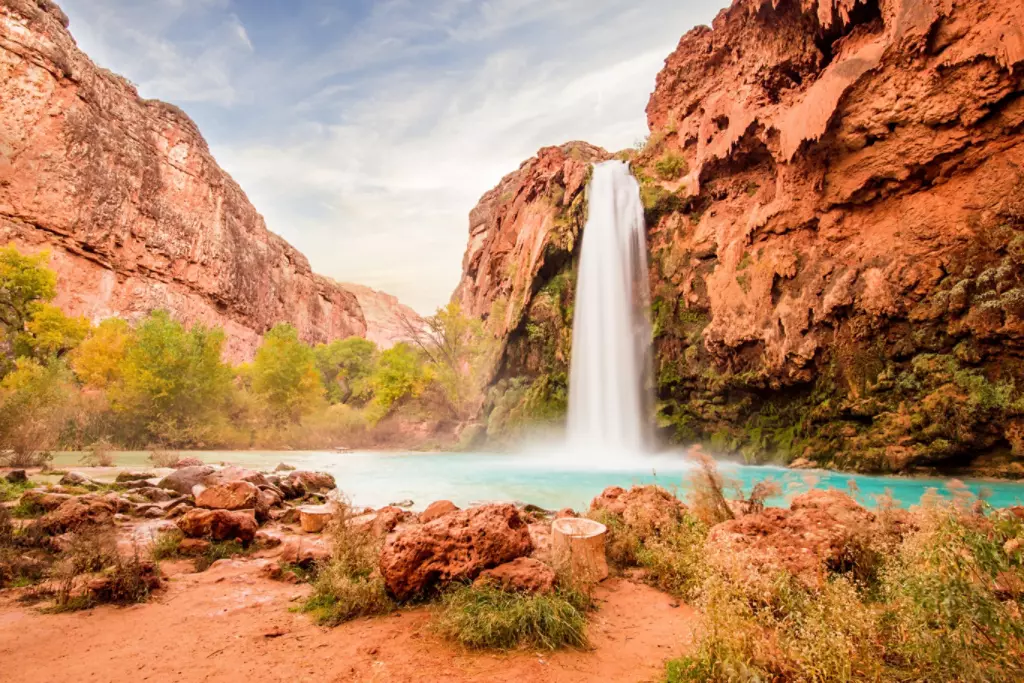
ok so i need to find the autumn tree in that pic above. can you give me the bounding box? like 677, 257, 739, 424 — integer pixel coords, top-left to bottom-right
314, 336, 378, 404
71, 318, 134, 389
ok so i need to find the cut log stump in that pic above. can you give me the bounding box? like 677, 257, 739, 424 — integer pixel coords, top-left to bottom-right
551, 517, 609, 583
298, 504, 334, 533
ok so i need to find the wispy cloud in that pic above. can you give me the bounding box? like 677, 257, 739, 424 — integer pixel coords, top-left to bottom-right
58, 0, 729, 313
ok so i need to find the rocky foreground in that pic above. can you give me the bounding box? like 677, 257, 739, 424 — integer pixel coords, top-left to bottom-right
4, 457, 1022, 681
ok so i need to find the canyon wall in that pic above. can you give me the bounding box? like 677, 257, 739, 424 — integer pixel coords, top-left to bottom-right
458, 0, 1024, 475
0, 0, 366, 361
338, 282, 423, 350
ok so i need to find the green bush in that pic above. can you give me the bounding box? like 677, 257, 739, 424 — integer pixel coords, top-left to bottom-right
654, 154, 688, 181
433, 584, 588, 651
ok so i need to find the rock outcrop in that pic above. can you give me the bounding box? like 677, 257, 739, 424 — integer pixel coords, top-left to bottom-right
0, 0, 367, 360
339, 282, 424, 349
378, 503, 533, 600
456, 0, 1024, 475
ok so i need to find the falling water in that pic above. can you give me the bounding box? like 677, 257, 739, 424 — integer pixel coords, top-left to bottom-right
567, 160, 653, 461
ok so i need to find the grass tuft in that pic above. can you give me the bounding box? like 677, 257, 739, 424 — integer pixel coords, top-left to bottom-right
433, 584, 589, 651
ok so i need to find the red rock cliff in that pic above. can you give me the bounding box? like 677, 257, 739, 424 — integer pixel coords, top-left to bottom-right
0, 0, 366, 361
458, 0, 1024, 475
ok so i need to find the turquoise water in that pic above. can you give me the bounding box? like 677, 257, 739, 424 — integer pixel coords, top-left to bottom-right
88, 449, 1024, 512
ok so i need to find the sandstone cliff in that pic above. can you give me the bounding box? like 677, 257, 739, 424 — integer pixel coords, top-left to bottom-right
0, 0, 366, 360
338, 282, 423, 350
458, 0, 1024, 475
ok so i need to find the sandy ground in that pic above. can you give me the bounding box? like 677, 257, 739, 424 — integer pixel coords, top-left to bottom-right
0, 559, 697, 683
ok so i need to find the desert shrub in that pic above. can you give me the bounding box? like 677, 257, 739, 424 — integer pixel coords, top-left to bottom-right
302, 501, 394, 625
194, 540, 249, 572
686, 447, 735, 525
87, 550, 154, 606
0, 476, 32, 502
149, 530, 184, 560
147, 449, 178, 468
78, 439, 115, 467
654, 153, 687, 181
587, 508, 641, 568
51, 539, 156, 612
635, 515, 709, 600
433, 584, 588, 651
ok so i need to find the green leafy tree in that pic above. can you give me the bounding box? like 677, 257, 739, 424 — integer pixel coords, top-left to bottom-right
314, 337, 379, 404
0, 245, 58, 372
110, 311, 231, 446
251, 324, 324, 425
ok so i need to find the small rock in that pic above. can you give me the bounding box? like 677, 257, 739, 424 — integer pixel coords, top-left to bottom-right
176, 508, 257, 542
255, 529, 283, 548
274, 463, 296, 473
37, 497, 116, 534
276, 536, 330, 567
172, 457, 205, 469
5, 470, 27, 484
420, 500, 459, 523
20, 490, 72, 512
178, 538, 211, 556
390, 499, 415, 509
475, 557, 556, 594
555, 508, 577, 519
115, 471, 156, 483
298, 505, 334, 533
284, 471, 336, 496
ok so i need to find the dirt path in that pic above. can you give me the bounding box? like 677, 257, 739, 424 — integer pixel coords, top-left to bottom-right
0, 559, 697, 683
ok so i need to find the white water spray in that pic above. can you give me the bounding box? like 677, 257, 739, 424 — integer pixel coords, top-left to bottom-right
567, 161, 653, 461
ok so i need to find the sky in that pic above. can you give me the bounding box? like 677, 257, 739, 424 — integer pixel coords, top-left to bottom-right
58, 0, 730, 313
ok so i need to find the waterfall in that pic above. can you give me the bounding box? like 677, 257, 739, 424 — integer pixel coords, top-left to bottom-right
567, 160, 653, 459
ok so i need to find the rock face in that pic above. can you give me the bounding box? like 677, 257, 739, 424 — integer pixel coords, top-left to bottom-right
0, 0, 367, 361
339, 282, 424, 349
706, 490, 881, 589
378, 504, 533, 600
456, 0, 1024, 475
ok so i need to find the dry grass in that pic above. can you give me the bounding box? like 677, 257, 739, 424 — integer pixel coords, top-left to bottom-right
686, 446, 735, 525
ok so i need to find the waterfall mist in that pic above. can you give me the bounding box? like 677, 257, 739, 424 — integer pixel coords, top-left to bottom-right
566, 160, 653, 462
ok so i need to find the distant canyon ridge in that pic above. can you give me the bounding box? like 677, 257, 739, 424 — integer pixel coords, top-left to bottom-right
0, 0, 419, 360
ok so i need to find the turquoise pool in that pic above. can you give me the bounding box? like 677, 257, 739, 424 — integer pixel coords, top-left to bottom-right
62, 449, 1024, 512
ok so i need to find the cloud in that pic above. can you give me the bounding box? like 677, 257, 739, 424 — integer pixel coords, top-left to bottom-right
58, 0, 730, 314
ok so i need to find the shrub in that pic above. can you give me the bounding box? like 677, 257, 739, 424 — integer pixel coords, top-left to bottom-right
686, 447, 735, 525
433, 584, 588, 651
635, 515, 709, 600
654, 153, 687, 181
301, 501, 394, 625
587, 508, 641, 568
193, 540, 249, 572
79, 439, 115, 467
0, 477, 32, 503
147, 450, 178, 468
149, 530, 184, 560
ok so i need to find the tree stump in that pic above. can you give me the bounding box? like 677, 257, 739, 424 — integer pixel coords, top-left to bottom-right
551, 517, 609, 583
298, 504, 334, 533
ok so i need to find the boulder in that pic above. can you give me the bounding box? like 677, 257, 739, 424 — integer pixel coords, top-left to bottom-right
379, 504, 533, 600
5, 470, 27, 484
176, 508, 257, 542
475, 557, 556, 594
207, 466, 269, 488
276, 536, 331, 567
555, 508, 578, 519
298, 505, 334, 533
59, 472, 93, 487
158, 466, 215, 496
196, 481, 260, 511
115, 471, 156, 483
20, 490, 72, 512
706, 490, 878, 590
134, 487, 172, 503
420, 500, 459, 523
284, 471, 336, 496
589, 485, 689, 538
37, 498, 116, 534
274, 463, 296, 472
172, 457, 205, 469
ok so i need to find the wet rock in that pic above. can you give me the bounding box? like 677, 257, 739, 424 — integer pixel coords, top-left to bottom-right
420, 500, 459, 523
284, 471, 336, 496
196, 481, 260, 511
158, 466, 215, 496
176, 508, 257, 543
379, 504, 533, 600
37, 498, 116, 534
475, 557, 556, 595
706, 490, 879, 590
5, 470, 27, 484
589, 485, 689, 537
